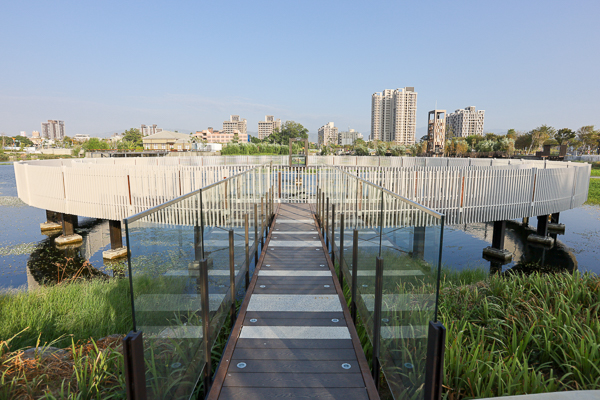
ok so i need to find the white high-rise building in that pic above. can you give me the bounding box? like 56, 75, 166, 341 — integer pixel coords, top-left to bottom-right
258, 116, 282, 140
141, 124, 163, 137
338, 129, 363, 146
41, 120, 65, 140
223, 115, 247, 135
318, 122, 338, 146
370, 87, 417, 145
446, 106, 485, 138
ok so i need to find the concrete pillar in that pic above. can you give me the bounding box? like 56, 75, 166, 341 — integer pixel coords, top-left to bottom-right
483, 220, 512, 262
412, 226, 426, 259
536, 215, 549, 237
109, 220, 123, 250
522, 217, 529, 226
548, 212, 565, 234
103, 220, 128, 260
55, 213, 83, 246
41, 210, 63, 232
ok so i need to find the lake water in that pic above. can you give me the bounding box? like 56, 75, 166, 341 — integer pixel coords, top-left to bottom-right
0, 163, 598, 290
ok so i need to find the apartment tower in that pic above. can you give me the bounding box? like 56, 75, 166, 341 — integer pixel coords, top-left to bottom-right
41, 120, 65, 141
318, 122, 338, 146
223, 115, 247, 135
258, 116, 282, 140
371, 87, 417, 145
140, 124, 163, 137
427, 110, 446, 155
446, 106, 485, 137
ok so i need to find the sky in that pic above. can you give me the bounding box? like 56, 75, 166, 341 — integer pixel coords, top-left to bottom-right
1, 0, 599, 142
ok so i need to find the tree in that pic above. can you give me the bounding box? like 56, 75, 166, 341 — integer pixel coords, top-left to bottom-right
554, 128, 575, 146
14, 135, 33, 147
265, 121, 308, 145
232, 133, 239, 144
576, 125, 598, 154
122, 128, 143, 149
83, 138, 109, 151
515, 133, 532, 151
506, 129, 517, 140
250, 136, 262, 144
354, 144, 369, 156
526, 125, 555, 154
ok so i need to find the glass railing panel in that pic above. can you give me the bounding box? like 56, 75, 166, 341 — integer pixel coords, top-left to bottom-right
125, 192, 205, 400
379, 190, 443, 400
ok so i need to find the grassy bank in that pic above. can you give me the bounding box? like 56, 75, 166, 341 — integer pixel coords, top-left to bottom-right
587, 178, 600, 205
1, 271, 599, 399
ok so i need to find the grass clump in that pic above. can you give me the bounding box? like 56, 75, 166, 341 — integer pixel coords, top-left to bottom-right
0, 279, 132, 350
586, 178, 600, 205
440, 272, 600, 399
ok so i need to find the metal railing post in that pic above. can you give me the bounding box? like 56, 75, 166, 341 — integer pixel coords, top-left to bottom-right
200, 258, 211, 393
373, 256, 384, 391
424, 321, 447, 400
326, 197, 330, 248
254, 203, 259, 266
351, 229, 358, 324
316, 187, 321, 226
260, 197, 265, 248
123, 331, 147, 400
331, 203, 336, 266
245, 213, 250, 290
321, 192, 325, 237
229, 229, 236, 328
339, 213, 344, 288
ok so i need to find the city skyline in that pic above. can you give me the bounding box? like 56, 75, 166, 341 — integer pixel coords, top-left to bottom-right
1, 1, 598, 142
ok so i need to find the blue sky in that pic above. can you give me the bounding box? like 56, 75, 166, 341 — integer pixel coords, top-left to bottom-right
1, 0, 598, 142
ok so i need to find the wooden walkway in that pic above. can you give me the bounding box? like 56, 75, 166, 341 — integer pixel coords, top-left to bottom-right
208, 203, 379, 400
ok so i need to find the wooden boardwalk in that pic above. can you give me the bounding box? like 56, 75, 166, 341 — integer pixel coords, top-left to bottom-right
208, 203, 379, 400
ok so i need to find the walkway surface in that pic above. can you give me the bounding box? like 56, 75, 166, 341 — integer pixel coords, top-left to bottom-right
208, 203, 378, 400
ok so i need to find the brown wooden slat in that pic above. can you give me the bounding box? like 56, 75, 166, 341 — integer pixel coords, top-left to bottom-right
223, 372, 365, 388
219, 387, 369, 400
226, 360, 359, 374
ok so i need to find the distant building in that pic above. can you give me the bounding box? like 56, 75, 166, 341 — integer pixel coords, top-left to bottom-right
32, 131, 40, 138
223, 115, 247, 135
427, 110, 446, 155
371, 87, 417, 145
338, 129, 363, 146
140, 124, 163, 137
258, 116, 282, 140
446, 106, 485, 137
318, 122, 338, 146
142, 130, 192, 151
193, 127, 249, 144
41, 120, 65, 141
73, 134, 91, 142
20, 131, 27, 137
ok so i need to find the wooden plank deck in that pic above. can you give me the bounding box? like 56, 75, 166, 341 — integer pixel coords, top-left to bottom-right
208, 203, 379, 400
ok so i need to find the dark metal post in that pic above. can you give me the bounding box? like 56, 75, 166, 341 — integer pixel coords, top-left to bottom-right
372, 256, 384, 391
551, 212, 560, 223
321, 192, 325, 237
339, 213, 345, 289
123, 331, 147, 400
326, 197, 330, 248
61, 213, 77, 236
245, 213, 250, 290
254, 203, 259, 266
229, 229, 236, 327
260, 197, 265, 248
413, 226, 426, 259
491, 220, 506, 250
537, 215, 549, 236
331, 203, 336, 266
109, 220, 123, 249
424, 321, 446, 400
351, 229, 358, 324
316, 187, 320, 226
200, 259, 211, 393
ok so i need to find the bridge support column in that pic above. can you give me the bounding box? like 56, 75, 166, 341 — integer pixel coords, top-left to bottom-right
55, 214, 83, 246
412, 227, 426, 259
103, 220, 128, 260
40, 210, 63, 232
522, 217, 529, 226
527, 215, 555, 247
548, 212, 566, 234
482, 221, 512, 262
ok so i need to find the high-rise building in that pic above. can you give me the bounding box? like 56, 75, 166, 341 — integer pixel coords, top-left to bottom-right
338, 129, 363, 146
427, 110, 446, 155
370, 87, 417, 145
258, 116, 282, 140
140, 124, 163, 137
41, 120, 65, 140
318, 122, 338, 146
223, 115, 247, 135
446, 106, 485, 137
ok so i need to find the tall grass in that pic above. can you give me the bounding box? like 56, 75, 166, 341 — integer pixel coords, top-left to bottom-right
586, 179, 600, 205
441, 272, 600, 399
0, 279, 132, 349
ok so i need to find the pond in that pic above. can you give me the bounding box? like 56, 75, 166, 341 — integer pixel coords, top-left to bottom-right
0, 163, 598, 291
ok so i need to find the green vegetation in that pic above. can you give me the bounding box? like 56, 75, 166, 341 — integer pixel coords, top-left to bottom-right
221, 142, 305, 155
82, 137, 109, 151
586, 179, 600, 205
